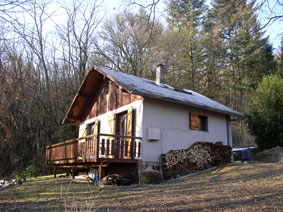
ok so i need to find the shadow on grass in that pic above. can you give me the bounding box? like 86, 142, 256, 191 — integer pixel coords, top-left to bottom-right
1, 163, 283, 211
0, 200, 63, 212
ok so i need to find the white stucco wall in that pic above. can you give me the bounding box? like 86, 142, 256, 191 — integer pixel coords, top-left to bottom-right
141, 98, 230, 163
78, 97, 232, 165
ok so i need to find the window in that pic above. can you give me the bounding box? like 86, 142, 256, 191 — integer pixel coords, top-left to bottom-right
116, 112, 127, 136
190, 113, 208, 131
199, 115, 208, 131
115, 108, 135, 137
87, 123, 95, 135
87, 120, 100, 136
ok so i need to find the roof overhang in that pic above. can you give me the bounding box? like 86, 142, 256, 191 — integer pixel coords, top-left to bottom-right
63, 66, 244, 124
62, 66, 132, 124
130, 90, 245, 118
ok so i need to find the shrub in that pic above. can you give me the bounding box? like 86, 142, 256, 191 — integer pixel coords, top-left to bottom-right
247, 75, 283, 150
254, 146, 283, 163
22, 164, 38, 178
140, 170, 163, 184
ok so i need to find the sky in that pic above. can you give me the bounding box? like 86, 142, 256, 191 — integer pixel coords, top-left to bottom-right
7, 0, 283, 52
256, 0, 283, 52
104, 0, 283, 51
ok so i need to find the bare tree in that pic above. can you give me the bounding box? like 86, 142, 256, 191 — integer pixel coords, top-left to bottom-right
0, 0, 80, 176
57, 0, 104, 87
125, 0, 162, 22
95, 9, 163, 78
5, 0, 54, 111
258, 0, 283, 29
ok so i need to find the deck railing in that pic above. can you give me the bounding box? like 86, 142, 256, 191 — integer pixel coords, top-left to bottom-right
46, 134, 142, 164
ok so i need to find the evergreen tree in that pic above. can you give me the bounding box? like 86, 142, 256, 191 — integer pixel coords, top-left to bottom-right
247, 74, 283, 150
167, 0, 205, 27
166, 0, 206, 91
278, 38, 283, 77
201, 10, 225, 99
209, 0, 276, 111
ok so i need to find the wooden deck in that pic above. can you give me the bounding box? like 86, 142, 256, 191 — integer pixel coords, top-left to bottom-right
46, 133, 142, 167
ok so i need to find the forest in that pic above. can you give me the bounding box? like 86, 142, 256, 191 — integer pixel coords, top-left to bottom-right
0, 0, 282, 177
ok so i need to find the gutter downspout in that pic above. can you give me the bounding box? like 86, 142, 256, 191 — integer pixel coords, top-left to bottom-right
226, 115, 242, 162
226, 115, 232, 147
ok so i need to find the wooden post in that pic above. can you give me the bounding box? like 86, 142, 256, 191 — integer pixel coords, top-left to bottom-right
99, 166, 102, 184
138, 142, 141, 157
64, 141, 67, 161
130, 138, 134, 159
116, 138, 120, 159
133, 141, 136, 158
46, 146, 49, 165
72, 167, 75, 179
74, 140, 78, 162
96, 133, 100, 162
49, 146, 52, 163
54, 167, 57, 178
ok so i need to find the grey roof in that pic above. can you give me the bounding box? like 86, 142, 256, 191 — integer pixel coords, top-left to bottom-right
97, 66, 244, 117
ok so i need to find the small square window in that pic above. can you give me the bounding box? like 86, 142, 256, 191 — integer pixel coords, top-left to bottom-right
190, 113, 208, 131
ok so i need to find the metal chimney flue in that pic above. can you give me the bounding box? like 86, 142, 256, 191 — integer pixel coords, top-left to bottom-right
156, 64, 165, 86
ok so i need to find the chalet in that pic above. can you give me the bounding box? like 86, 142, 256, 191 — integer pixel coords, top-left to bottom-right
46, 64, 243, 181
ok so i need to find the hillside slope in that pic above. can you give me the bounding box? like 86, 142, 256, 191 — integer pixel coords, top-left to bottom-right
0, 162, 283, 211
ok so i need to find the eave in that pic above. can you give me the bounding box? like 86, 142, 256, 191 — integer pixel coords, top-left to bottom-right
62, 66, 132, 124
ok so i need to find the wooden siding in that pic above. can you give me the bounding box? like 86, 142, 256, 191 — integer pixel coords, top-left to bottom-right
63, 67, 143, 124
63, 71, 104, 124
83, 80, 142, 122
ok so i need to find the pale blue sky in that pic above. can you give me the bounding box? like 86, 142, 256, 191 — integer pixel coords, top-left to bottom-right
16, 0, 282, 53
104, 0, 283, 51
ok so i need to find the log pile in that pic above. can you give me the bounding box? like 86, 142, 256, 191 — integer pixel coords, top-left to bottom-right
101, 174, 133, 186
161, 141, 232, 180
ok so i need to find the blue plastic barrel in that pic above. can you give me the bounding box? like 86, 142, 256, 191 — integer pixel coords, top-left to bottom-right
240, 149, 252, 162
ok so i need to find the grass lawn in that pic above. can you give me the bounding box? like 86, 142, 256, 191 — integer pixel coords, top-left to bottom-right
0, 162, 283, 211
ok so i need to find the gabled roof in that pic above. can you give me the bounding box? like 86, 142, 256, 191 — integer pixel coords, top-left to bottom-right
63, 66, 243, 124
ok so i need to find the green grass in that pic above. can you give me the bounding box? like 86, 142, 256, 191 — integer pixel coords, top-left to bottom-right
1, 162, 283, 211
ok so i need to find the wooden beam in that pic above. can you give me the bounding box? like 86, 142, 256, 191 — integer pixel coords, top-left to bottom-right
99, 165, 102, 184
54, 167, 57, 178
48, 139, 77, 148
78, 92, 92, 98
72, 167, 75, 179
55, 164, 108, 169
62, 70, 96, 125
99, 133, 142, 140
80, 75, 104, 121
98, 158, 139, 163
96, 123, 101, 162
66, 115, 80, 120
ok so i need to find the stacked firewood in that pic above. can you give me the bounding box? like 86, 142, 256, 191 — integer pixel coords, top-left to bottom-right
101, 174, 133, 186
161, 142, 232, 180
101, 174, 122, 185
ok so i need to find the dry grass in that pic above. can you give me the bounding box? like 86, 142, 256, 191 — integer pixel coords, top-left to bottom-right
1, 162, 283, 211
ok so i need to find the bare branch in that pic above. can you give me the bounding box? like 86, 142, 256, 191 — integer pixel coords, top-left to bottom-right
258, 0, 283, 30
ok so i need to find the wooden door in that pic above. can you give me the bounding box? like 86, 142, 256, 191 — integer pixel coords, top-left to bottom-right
115, 112, 127, 159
